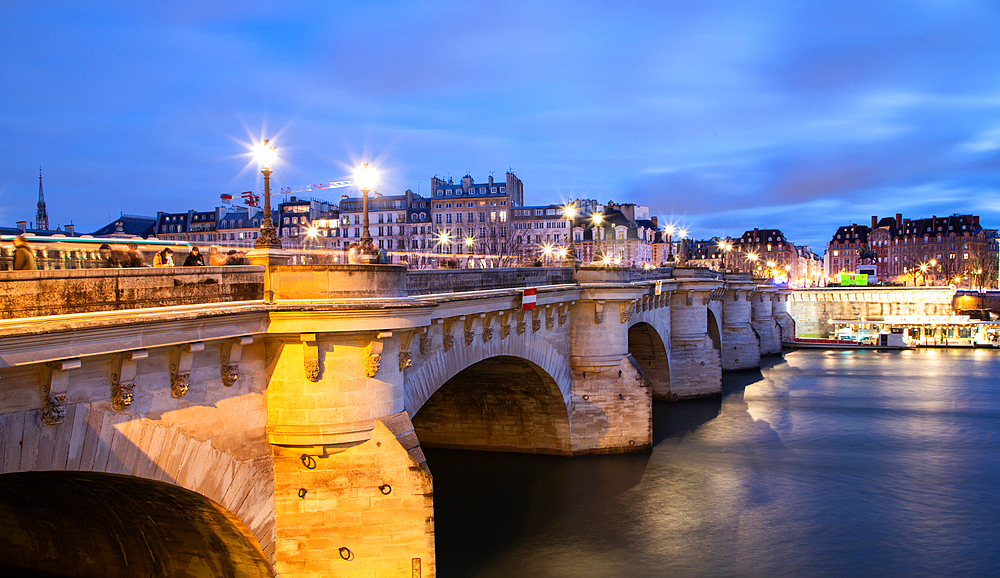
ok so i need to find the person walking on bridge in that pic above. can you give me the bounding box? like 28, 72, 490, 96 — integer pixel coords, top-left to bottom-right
152, 247, 174, 267
183, 246, 205, 266
12, 235, 36, 270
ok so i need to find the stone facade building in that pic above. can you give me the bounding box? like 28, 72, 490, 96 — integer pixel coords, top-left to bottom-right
428, 172, 523, 261
825, 214, 999, 287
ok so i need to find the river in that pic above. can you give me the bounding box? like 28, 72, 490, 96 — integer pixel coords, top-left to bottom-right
424, 348, 1000, 578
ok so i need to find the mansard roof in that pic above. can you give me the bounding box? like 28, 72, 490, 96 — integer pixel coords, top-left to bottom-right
91, 215, 156, 238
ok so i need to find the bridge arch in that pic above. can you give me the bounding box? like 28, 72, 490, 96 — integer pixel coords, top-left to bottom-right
0, 470, 273, 577
627, 319, 671, 399
403, 329, 572, 417
707, 308, 722, 352
0, 404, 275, 567
412, 355, 572, 454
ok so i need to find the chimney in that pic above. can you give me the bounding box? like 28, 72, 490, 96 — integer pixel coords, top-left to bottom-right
16, 221, 26, 233
64, 223, 75, 236
871, 215, 877, 229
896, 213, 902, 229
651, 216, 658, 228
290, 196, 297, 202
488, 175, 494, 186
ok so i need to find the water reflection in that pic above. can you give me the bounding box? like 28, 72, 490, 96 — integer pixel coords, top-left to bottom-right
426, 350, 1000, 578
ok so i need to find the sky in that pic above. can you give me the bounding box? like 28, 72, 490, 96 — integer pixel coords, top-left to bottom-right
2, 0, 999, 251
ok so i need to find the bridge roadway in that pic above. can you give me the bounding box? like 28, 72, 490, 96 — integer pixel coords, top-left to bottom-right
0, 264, 791, 577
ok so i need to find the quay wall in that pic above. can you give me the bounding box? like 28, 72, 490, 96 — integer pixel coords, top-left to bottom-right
788, 287, 957, 337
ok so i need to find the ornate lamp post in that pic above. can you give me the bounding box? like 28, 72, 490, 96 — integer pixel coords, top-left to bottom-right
664, 224, 675, 262
592, 212, 604, 263
676, 228, 688, 266
465, 236, 475, 268
253, 139, 282, 249
354, 163, 377, 260
563, 203, 578, 265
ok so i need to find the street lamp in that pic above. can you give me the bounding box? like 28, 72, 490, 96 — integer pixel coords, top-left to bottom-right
677, 228, 688, 265
541, 243, 553, 266
563, 203, 578, 265
664, 224, 675, 262
354, 163, 377, 260
253, 139, 282, 249
592, 212, 604, 262
465, 236, 475, 267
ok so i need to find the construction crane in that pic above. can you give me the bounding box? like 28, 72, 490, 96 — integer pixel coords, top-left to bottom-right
221, 180, 355, 207
279, 180, 354, 195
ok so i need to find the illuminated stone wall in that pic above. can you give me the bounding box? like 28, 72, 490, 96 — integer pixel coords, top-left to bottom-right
788, 287, 958, 337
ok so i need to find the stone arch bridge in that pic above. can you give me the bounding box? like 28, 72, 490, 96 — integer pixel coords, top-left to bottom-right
0, 264, 790, 577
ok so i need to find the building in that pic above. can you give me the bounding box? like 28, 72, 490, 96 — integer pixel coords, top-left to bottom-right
92, 215, 156, 239
404, 192, 433, 268
154, 210, 218, 245
428, 173, 522, 264
573, 202, 657, 266
683, 238, 727, 271
825, 214, 998, 287
338, 191, 411, 263
215, 206, 278, 250
512, 204, 574, 264
277, 197, 339, 252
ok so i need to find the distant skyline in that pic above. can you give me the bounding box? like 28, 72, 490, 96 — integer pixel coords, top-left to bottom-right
2, 1, 999, 251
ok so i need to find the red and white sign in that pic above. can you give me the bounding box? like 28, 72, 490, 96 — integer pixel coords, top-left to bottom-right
655, 280, 662, 296
521, 287, 537, 311
220, 193, 233, 205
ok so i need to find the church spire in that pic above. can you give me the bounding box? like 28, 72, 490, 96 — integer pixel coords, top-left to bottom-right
36, 166, 49, 230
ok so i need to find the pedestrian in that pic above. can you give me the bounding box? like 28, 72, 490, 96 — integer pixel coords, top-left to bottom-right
125, 243, 145, 267
225, 250, 249, 265
12, 235, 36, 271
183, 246, 205, 266
347, 242, 360, 264
152, 247, 174, 267
208, 245, 227, 266
98, 243, 121, 268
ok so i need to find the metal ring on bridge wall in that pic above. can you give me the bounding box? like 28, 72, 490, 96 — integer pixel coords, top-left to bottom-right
339, 547, 353, 561
379, 484, 392, 495
298, 488, 308, 498
300, 454, 317, 470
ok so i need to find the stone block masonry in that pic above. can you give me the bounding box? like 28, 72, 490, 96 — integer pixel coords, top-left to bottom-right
271, 415, 434, 578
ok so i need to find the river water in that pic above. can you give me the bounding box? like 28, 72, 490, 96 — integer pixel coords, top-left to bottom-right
425, 349, 1000, 578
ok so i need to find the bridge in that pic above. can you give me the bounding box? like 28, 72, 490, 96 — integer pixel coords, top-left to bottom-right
0, 262, 790, 577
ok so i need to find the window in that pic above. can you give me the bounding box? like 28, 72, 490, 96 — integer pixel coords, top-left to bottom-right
446, 214, 452, 224
435, 214, 442, 224
435, 203, 442, 209
456, 213, 463, 223
445, 203, 452, 209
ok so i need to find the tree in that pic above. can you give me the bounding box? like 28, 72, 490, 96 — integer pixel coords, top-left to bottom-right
965, 243, 999, 290
468, 214, 527, 268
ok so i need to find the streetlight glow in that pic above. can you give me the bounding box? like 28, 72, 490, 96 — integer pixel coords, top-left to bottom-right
563, 204, 577, 219
354, 163, 377, 191
253, 139, 277, 168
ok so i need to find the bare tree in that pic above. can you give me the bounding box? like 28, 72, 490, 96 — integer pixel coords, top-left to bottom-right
898, 256, 927, 286
468, 216, 527, 268
965, 244, 999, 290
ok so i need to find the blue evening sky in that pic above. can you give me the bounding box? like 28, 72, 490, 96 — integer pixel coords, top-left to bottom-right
2, 1, 998, 251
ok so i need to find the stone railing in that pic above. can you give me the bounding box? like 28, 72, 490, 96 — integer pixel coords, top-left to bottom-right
0, 266, 264, 319
407, 267, 575, 295
672, 266, 724, 281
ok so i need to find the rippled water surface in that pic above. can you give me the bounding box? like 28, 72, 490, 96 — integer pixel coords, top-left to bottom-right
425, 349, 1000, 578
